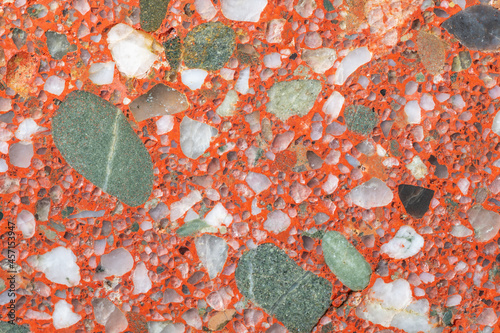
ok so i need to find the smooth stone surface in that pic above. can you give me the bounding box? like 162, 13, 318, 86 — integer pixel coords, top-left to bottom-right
195, 234, 228, 279
235, 243, 332, 333
129, 84, 189, 122
180, 116, 217, 159
140, 0, 170, 32
221, 0, 268, 22
88, 61, 115, 85
344, 104, 380, 136
467, 205, 500, 242
442, 5, 500, 51
380, 226, 425, 259
28, 247, 81, 287
53, 300, 82, 329
9, 142, 34, 168
301, 48, 336, 74
176, 219, 210, 237
163, 36, 182, 71
100, 248, 134, 277
52, 91, 154, 207
322, 231, 372, 291
45, 31, 73, 60
184, 22, 236, 71
349, 178, 393, 209
398, 184, 434, 219
266, 80, 322, 121
333, 47, 372, 85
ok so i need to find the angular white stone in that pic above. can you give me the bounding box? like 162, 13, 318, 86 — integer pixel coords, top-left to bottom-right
467, 205, 500, 242
28, 246, 81, 287
216, 90, 238, 117
391, 299, 433, 333
170, 190, 202, 221
263, 52, 282, 68
180, 116, 217, 159
53, 300, 82, 329
404, 100, 421, 124
492, 110, 500, 136
349, 178, 393, 209
221, 0, 268, 22
334, 47, 372, 85
194, 0, 217, 20
181, 69, 208, 90
322, 174, 339, 194
73, 0, 90, 14
0, 159, 7, 173
195, 234, 228, 279
264, 210, 291, 233
133, 262, 152, 294
44, 75, 65, 96
107, 23, 162, 78
15, 118, 39, 141
419, 93, 435, 111
88, 61, 115, 85
235, 67, 251, 94
100, 247, 134, 277
245, 172, 271, 194
17, 209, 36, 238
205, 202, 233, 227
406, 156, 428, 180
156, 115, 175, 135
322, 91, 344, 119
450, 224, 473, 238
301, 48, 336, 74
380, 226, 424, 259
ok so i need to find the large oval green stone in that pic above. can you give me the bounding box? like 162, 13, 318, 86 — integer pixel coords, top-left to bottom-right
52, 91, 154, 207
322, 231, 372, 291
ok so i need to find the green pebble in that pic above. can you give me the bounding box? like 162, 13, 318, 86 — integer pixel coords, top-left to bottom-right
45, 31, 72, 60
322, 231, 372, 291
140, 0, 170, 32
176, 219, 210, 237
344, 105, 380, 136
163, 36, 182, 71
266, 80, 322, 121
236, 243, 332, 333
52, 91, 154, 207
184, 22, 236, 71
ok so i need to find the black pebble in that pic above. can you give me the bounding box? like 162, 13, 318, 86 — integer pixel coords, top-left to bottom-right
398, 184, 435, 219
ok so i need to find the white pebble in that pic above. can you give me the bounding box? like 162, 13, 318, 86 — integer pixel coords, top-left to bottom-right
404, 100, 421, 124
380, 225, 424, 259
53, 300, 82, 329
44, 76, 66, 96
17, 210, 36, 238
15, 118, 39, 142
156, 115, 175, 135
322, 91, 344, 119
263, 52, 282, 68
88, 61, 115, 85
181, 69, 208, 90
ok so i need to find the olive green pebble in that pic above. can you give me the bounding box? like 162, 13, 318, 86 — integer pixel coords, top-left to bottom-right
322, 231, 372, 291
163, 36, 182, 71
183, 22, 236, 71
236, 244, 332, 333
344, 104, 380, 136
266, 80, 322, 121
52, 91, 154, 207
140, 0, 170, 32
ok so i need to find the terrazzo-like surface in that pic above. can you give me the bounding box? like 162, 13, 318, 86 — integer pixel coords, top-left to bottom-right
0, 0, 500, 332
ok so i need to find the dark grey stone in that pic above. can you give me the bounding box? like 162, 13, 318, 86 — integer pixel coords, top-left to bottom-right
442, 5, 500, 51
398, 184, 435, 219
35, 197, 51, 221
45, 31, 73, 60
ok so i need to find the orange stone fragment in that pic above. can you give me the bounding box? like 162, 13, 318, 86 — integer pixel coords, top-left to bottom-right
208, 309, 236, 331
416, 30, 447, 75
6, 52, 38, 97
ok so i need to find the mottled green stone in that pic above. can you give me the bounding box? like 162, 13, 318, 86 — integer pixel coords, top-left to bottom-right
12, 28, 27, 49
45, 31, 73, 60
140, 0, 170, 32
52, 91, 154, 207
0, 322, 30, 333
163, 36, 182, 71
176, 219, 210, 237
344, 104, 379, 136
184, 22, 236, 71
322, 231, 372, 291
235, 243, 332, 333
266, 80, 322, 121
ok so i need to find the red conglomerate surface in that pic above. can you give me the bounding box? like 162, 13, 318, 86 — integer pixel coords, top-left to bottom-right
0, 0, 500, 332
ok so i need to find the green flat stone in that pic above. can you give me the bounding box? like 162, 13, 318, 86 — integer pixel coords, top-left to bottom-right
236, 243, 332, 333
344, 104, 380, 136
52, 91, 154, 207
0, 322, 30, 333
322, 231, 372, 291
184, 22, 236, 71
140, 0, 170, 32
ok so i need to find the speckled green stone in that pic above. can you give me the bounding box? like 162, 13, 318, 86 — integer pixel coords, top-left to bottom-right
45, 31, 74, 60
163, 36, 182, 71
140, 0, 170, 32
322, 231, 372, 291
52, 91, 154, 207
235, 243, 332, 333
266, 80, 322, 121
183, 22, 236, 71
0, 322, 30, 333
344, 104, 380, 136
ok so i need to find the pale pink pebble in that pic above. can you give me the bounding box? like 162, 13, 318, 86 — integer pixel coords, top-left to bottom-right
489, 176, 500, 194
457, 178, 470, 195
489, 86, 500, 99
34, 281, 51, 297
244, 309, 264, 327
304, 31, 322, 48
25, 310, 51, 320
266, 19, 285, 44
477, 308, 498, 326
411, 125, 424, 142
105, 308, 128, 333
271, 131, 294, 152
289, 181, 312, 203
288, 207, 297, 218
295, 0, 316, 17
162, 289, 183, 304
182, 309, 202, 330
0, 97, 11, 112
325, 150, 340, 165
322, 174, 339, 194
266, 323, 287, 333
